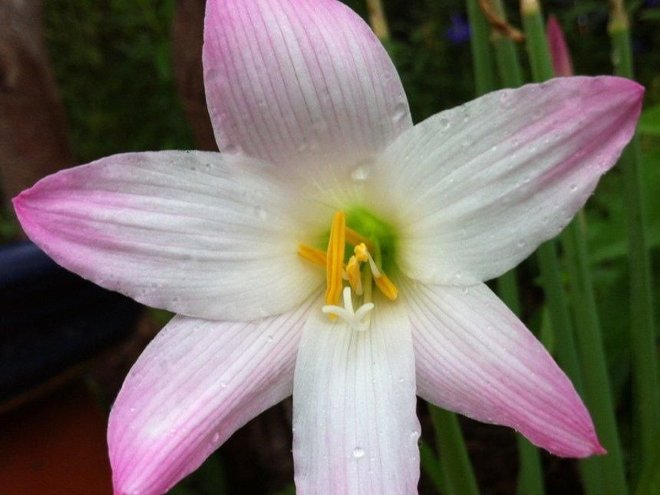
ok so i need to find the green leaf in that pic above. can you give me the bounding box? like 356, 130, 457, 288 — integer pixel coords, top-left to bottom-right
638, 105, 660, 136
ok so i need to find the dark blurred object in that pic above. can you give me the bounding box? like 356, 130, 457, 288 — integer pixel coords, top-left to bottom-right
0, 0, 73, 213
172, 0, 218, 151
0, 382, 113, 495
0, 241, 143, 411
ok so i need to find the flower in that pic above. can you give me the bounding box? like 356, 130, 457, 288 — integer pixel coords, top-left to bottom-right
547, 15, 574, 77
13, 0, 642, 493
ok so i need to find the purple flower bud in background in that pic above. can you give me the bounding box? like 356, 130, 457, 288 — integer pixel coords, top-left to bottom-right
446, 13, 471, 45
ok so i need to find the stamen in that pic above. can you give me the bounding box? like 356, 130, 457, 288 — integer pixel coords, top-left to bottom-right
322, 287, 374, 332
297, 244, 326, 266
325, 211, 346, 306
354, 242, 369, 263
364, 249, 398, 300
374, 273, 398, 301
345, 255, 363, 295
345, 227, 374, 250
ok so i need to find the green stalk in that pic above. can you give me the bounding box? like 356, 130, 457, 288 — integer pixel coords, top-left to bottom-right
491, 0, 524, 88
420, 442, 447, 494
429, 405, 480, 495
497, 273, 546, 495
475, 3, 545, 492
522, 1, 628, 493
609, 0, 659, 473
466, 0, 497, 94
365, 0, 390, 41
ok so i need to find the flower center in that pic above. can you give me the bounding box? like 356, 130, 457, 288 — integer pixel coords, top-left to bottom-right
297, 210, 398, 330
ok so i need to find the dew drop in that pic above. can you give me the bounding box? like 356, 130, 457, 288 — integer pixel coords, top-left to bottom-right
570, 184, 578, 192
267, 335, 274, 343
254, 205, 268, 220
439, 117, 450, 130
212, 432, 221, 443
462, 287, 469, 295
353, 447, 366, 459
351, 163, 371, 181
499, 90, 514, 108
410, 430, 421, 440
220, 382, 227, 389
392, 103, 408, 124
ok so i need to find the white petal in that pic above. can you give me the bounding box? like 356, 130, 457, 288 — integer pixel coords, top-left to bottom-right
408, 282, 603, 457
203, 0, 411, 171
14, 151, 323, 320
293, 296, 420, 495
109, 296, 316, 495
369, 76, 643, 284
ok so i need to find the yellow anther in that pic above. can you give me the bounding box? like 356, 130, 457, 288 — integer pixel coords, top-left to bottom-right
297, 244, 327, 266
354, 243, 369, 262
374, 273, 398, 301
345, 227, 374, 250
325, 211, 346, 306
346, 255, 363, 295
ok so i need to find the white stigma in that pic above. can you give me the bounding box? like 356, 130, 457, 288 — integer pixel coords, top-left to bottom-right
322, 286, 374, 332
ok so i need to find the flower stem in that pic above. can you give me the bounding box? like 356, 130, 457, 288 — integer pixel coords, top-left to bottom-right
522, 2, 628, 493
365, 0, 390, 41
419, 441, 447, 494
429, 405, 480, 495
480, 3, 544, 493
497, 272, 546, 495
466, 0, 498, 94
609, 0, 659, 475
490, 0, 524, 88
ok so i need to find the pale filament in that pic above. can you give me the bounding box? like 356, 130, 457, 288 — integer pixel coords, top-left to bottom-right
322, 286, 374, 332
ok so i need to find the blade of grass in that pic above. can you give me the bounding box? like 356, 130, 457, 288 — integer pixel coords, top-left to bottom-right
522, 1, 628, 494
609, 0, 659, 477
497, 272, 546, 495
466, 0, 498, 94
420, 441, 447, 494
472, 3, 545, 493
429, 405, 480, 495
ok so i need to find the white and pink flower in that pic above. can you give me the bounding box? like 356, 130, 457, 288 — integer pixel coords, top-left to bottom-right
14, 0, 642, 494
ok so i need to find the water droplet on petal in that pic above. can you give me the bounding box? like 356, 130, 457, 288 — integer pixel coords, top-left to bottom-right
439, 117, 450, 130
212, 432, 221, 443
254, 206, 268, 220
392, 103, 408, 124
353, 447, 366, 459
267, 335, 274, 343
351, 162, 371, 182
499, 90, 514, 108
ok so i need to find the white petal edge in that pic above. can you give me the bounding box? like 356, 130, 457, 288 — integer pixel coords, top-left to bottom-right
293, 295, 420, 494
407, 281, 603, 457
109, 294, 317, 495
203, 0, 411, 171
367, 76, 643, 284
14, 151, 323, 320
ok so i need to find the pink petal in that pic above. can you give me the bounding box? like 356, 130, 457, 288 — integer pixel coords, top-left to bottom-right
13, 151, 323, 320
203, 0, 411, 170
110, 296, 316, 495
292, 296, 420, 494
547, 16, 574, 77
408, 282, 603, 457
372, 76, 643, 284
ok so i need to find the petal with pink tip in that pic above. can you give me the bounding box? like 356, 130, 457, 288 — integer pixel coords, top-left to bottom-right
203, 0, 410, 170
109, 295, 316, 495
370, 76, 643, 284
13, 151, 323, 320
292, 295, 420, 494
408, 282, 603, 457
